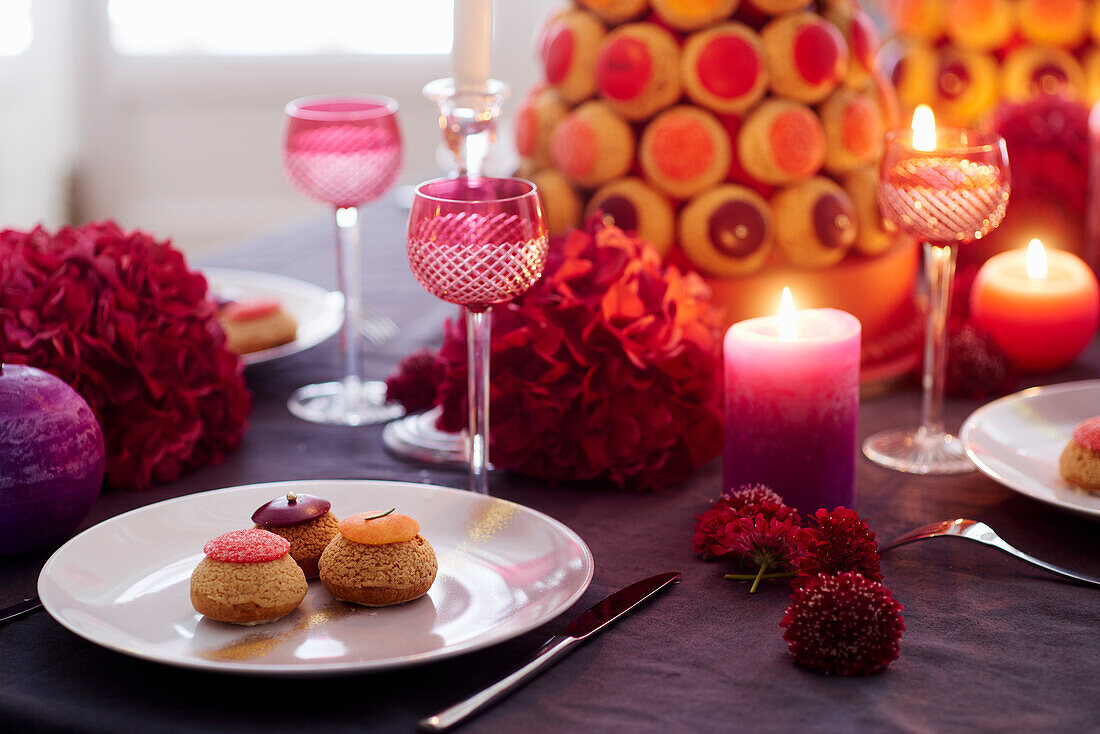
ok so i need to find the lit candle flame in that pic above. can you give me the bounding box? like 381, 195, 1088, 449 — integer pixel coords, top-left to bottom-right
779, 287, 796, 341
1026, 238, 1047, 279
911, 104, 937, 152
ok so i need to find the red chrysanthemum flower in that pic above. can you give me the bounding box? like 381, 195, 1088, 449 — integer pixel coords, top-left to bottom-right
692, 484, 801, 559
781, 572, 905, 676
794, 507, 882, 587
0, 222, 251, 489
385, 348, 441, 413
717, 515, 803, 592
433, 221, 725, 490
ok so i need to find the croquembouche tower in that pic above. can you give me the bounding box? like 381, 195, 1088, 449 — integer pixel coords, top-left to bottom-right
516, 0, 919, 346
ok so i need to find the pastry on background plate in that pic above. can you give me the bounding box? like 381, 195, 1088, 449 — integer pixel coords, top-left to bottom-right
252, 491, 340, 579
319, 509, 437, 607
1059, 417, 1100, 492
219, 297, 297, 355
190, 528, 308, 625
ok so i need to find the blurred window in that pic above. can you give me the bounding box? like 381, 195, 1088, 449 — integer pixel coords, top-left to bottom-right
0, 0, 32, 56
108, 0, 453, 56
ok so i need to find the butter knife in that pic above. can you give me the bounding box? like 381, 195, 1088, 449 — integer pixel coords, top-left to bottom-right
0, 596, 42, 626
418, 571, 681, 733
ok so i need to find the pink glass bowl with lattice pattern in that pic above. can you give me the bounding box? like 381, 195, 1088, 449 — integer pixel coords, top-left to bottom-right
407, 177, 549, 312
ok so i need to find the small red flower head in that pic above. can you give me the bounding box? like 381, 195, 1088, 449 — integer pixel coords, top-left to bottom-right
781, 572, 905, 676
717, 515, 803, 572
385, 348, 441, 413
723, 483, 801, 525
693, 484, 800, 559
794, 507, 882, 586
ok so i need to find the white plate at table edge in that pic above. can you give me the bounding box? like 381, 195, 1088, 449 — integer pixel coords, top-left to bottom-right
961, 380, 1100, 520
203, 267, 343, 366
38, 480, 594, 676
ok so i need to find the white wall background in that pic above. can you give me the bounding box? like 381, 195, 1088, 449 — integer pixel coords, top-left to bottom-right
0, 0, 558, 254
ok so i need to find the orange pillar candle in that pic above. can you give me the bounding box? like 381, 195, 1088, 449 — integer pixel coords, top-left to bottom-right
970, 239, 1100, 372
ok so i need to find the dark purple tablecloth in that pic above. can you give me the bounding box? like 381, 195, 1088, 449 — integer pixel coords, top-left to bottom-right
2, 204, 1098, 733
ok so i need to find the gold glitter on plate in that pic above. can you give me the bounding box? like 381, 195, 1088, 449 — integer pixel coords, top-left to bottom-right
200, 601, 359, 662
454, 502, 518, 554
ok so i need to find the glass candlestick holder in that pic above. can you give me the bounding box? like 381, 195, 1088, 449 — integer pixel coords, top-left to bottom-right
382, 77, 510, 467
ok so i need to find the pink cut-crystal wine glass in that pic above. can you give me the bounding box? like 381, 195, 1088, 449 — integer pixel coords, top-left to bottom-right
407, 177, 549, 494
282, 95, 403, 425
864, 123, 1010, 475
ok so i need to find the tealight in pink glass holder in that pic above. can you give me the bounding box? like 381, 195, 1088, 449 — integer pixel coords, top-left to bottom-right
383, 78, 510, 466
863, 127, 1010, 474
282, 95, 404, 426
406, 177, 548, 494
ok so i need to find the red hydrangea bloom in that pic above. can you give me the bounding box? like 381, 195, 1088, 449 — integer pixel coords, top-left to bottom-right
794, 507, 883, 587
692, 484, 800, 558
0, 222, 251, 489
716, 515, 803, 573
385, 348, 441, 413
781, 572, 905, 676
434, 222, 725, 490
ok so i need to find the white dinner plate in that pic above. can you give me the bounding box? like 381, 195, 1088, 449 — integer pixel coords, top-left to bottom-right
961, 380, 1100, 519
203, 267, 343, 366
38, 480, 594, 676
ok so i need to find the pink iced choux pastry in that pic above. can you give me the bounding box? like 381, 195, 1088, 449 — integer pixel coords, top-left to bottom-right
820, 87, 884, 175
595, 22, 681, 121
649, 0, 738, 31
639, 105, 731, 199
944, 0, 1015, 53
586, 177, 676, 254
550, 100, 635, 188
842, 166, 893, 257
681, 23, 768, 115
539, 9, 606, 105
761, 12, 848, 104
530, 169, 583, 236
771, 176, 857, 269
1059, 417, 1100, 492
678, 184, 774, 277
1018, 0, 1088, 48
884, 0, 945, 42
737, 98, 826, 185
515, 88, 568, 170
823, 1, 880, 89
935, 48, 999, 126
576, 0, 648, 25
1001, 46, 1086, 103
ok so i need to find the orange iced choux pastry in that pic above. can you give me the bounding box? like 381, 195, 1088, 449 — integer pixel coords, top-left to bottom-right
678, 184, 773, 277
1018, 0, 1088, 48
820, 87, 884, 175
531, 169, 583, 237
1085, 47, 1100, 103
576, 0, 648, 25
639, 105, 731, 199
550, 100, 635, 189
823, 2, 880, 89
842, 166, 892, 257
737, 98, 826, 185
595, 23, 681, 121
750, 0, 811, 13
883, 0, 944, 43
869, 71, 903, 131
649, 0, 738, 31
1092, 0, 1100, 43
1001, 46, 1086, 103
761, 12, 848, 104
586, 177, 676, 254
771, 176, 857, 269
681, 23, 768, 115
944, 0, 1015, 53
515, 88, 568, 170
539, 9, 605, 105
935, 48, 999, 126
880, 39, 936, 114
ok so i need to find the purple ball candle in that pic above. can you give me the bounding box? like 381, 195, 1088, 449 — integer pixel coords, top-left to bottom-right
723, 300, 861, 515
0, 364, 105, 554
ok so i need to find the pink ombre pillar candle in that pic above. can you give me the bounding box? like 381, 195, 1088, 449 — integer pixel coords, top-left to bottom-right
723, 308, 861, 514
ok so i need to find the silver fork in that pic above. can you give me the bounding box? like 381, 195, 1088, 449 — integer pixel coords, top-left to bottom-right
359, 301, 399, 346
882, 518, 1100, 588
